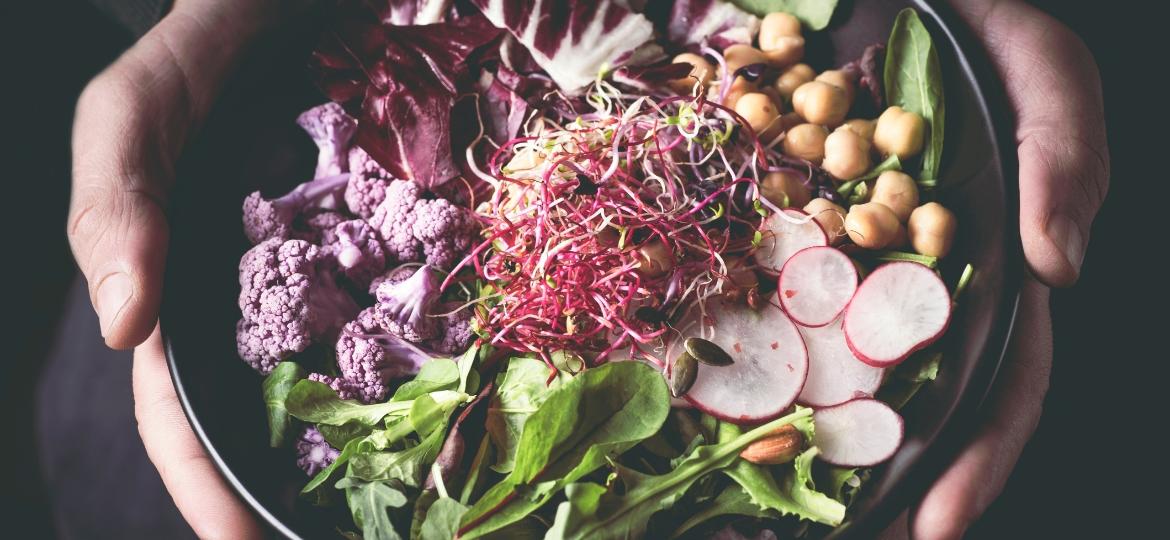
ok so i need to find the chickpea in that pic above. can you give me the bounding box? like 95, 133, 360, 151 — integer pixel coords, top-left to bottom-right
845, 202, 900, 249
815, 69, 857, 104
773, 63, 814, 101
723, 44, 769, 76
792, 81, 849, 127
908, 202, 957, 257
804, 198, 847, 244
782, 123, 828, 163
636, 239, 675, 277
762, 36, 805, 67
870, 170, 919, 222
822, 126, 872, 180
718, 76, 757, 108
669, 52, 715, 94
735, 92, 781, 135
759, 13, 802, 47
778, 112, 803, 133
874, 106, 926, 159
760, 170, 811, 208
842, 118, 876, 142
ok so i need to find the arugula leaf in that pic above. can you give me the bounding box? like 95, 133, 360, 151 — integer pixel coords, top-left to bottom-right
884, 8, 946, 182
485, 357, 570, 473
730, 0, 839, 31
335, 477, 409, 540
262, 362, 305, 447
458, 361, 671, 539
419, 497, 469, 540
544, 408, 814, 539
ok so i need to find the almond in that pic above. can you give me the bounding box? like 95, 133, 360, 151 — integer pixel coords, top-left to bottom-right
739, 424, 804, 465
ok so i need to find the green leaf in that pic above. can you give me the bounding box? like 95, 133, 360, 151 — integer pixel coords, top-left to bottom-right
419, 497, 470, 540
884, 8, 946, 182
877, 351, 943, 410
335, 477, 408, 540
460, 434, 495, 505
822, 466, 858, 502
670, 483, 770, 539
303, 438, 359, 494
262, 362, 306, 447
836, 155, 902, 198
456, 344, 487, 394
731, 0, 839, 31
545, 408, 815, 539
411, 392, 473, 437
318, 421, 373, 449
485, 357, 569, 474
348, 416, 451, 487
287, 380, 414, 426
782, 447, 847, 524
458, 361, 671, 539
391, 359, 461, 402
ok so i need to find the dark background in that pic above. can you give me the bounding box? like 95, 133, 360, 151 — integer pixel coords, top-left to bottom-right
3, 0, 1156, 538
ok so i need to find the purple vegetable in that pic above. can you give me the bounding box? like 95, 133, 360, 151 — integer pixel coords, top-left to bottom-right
311, 1, 503, 188
666, 0, 760, 50
375, 265, 440, 328
241, 174, 350, 244
613, 62, 694, 94
469, 0, 662, 93
295, 426, 341, 476
367, 180, 480, 270
345, 147, 394, 219
380, 0, 454, 25
296, 103, 357, 179
292, 210, 347, 245
331, 219, 387, 287
842, 43, 886, 113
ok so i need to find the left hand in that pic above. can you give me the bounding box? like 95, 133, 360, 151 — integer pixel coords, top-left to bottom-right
887, 1, 1109, 538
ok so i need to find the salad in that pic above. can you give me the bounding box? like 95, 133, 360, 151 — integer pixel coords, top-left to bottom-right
235, 1, 972, 538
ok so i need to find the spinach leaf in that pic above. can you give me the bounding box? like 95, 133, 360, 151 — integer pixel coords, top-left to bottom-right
317, 421, 372, 449
485, 357, 570, 473
287, 380, 413, 426
544, 408, 814, 539
458, 361, 671, 539
262, 361, 305, 447
390, 358, 461, 402
335, 477, 409, 540
670, 483, 771, 539
348, 393, 467, 487
419, 497, 469, 540
884, 8, 946, 182
731, 0, 839, 31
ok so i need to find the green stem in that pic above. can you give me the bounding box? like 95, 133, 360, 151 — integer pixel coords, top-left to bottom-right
871, 250, 938, 268
952, 263, 974, 302
460, 434, 494, 505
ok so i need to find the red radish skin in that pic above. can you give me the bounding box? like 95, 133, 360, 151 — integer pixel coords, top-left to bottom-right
812, 398, 904, 467
683, 299, 809, 424
843, 262, 952, 367
754, 208, 829, 275
796, 320, 884, 407
778, 246, 859, 328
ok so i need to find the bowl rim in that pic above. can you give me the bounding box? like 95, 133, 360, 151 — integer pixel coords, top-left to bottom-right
162, 1, 1022, 538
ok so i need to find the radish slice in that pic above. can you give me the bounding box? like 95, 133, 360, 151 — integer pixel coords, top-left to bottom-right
813, 398, 904, 467
683, 299, 809, 424
778, 246, 859, 327
843, 262, 951, 367
754, 209, 828, 274
797, 320, 884, 407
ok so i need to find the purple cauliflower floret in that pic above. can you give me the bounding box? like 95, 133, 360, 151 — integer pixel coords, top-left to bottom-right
345, 147, 394, 219
375, 265, 440, 328
292, 210, 347, 245
370, 180, 425, 262
297, 102, 357, 179
325, 308, 435, 403
295, 426, 341, 476
431, 306, 475, 354
236, 238, 359, 373
242, 174, 351, 244
411, 198, 478, 270
368, 265, 420, 296
328, 219, 387, 287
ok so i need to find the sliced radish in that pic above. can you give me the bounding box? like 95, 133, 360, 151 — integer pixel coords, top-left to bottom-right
843, 262, 951, 367
684, 299, 808, 424
797, 320, 884, 407
754, 208, 828, 274
813, 398, 904, 467
778, 246, 858, 327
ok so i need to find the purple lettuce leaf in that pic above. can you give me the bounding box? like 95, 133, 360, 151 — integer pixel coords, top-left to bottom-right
665, 0, 761, 50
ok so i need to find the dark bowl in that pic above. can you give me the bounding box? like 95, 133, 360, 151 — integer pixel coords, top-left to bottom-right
162, 1, 1020, 538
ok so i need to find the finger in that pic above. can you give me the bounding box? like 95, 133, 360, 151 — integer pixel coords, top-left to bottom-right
68, 1, 272, 348
950, 0, 1109, 287
133, 326, 265, 540
910, 279, 1052, 539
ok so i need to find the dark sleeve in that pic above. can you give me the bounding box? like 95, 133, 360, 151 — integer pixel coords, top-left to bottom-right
89, 0, 173, 37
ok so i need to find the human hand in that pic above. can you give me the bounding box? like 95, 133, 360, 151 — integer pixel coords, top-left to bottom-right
890, 1, 1110, 538
68, 1, 283, 537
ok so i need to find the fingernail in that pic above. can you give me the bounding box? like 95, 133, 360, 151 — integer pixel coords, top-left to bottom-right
96, 272, 132, 337
1046, 215, 1085, 272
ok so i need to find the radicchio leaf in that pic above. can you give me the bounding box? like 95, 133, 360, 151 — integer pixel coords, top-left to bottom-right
468, 0, 662, 93
613, 62, 694, 94
380, 0, 454, 25
310, 1, 503, 189
843, 43, 886, 114
666, 0, 761, 50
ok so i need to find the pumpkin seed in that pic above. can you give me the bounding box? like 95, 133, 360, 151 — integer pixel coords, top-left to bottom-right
685, 337, 734, 366
669, 351, 698, 397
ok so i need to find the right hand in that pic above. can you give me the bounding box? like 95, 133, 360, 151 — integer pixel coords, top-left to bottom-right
68, 1, 284, 537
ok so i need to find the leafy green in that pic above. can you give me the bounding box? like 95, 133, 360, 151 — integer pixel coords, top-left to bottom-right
419, 497, 469, 540
348, 403, 464, 486
884, 8, 946, 182
287, 380, 414, 426
485, 357, 570, 473
262, 361, 306, 447
458, 361, 671, 539
304, 438, 360, 494
878, 351, 943, 410
836, 155, 903, 199
390, 359, 461, 402
318, 421, 374, 449
822, 466, 859, 502
461, 434, 495, 505
670, 483, 770, 539
544, 408, 815, 539
335, 477, 409, 540
780, 448, 846, 525
731, 0, 839, 31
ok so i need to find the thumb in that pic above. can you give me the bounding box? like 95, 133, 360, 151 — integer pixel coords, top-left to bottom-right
68, 1, 271, 348
953, 0, 1109, 287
